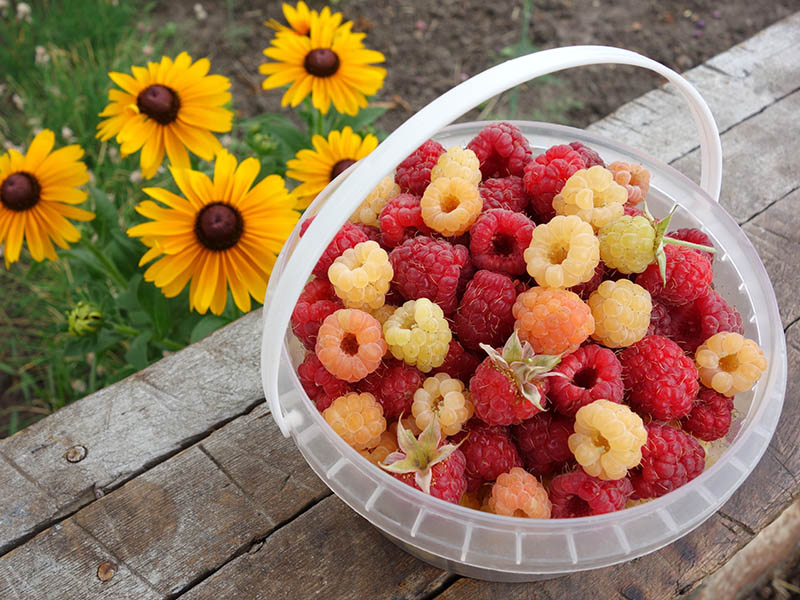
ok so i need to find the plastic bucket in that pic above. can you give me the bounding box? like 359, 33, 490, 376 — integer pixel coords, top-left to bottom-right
260, 46, 788, 580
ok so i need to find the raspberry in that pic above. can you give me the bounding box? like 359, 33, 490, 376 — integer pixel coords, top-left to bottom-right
469, 209, 534, 275
669, 290, 744, 353
553, 166, 628, 230
350, 175, 400, 226
588, 279, 652, 348
452, 421, 522, 491
383, 298, 452, 372
523, 144, 586, 222
549, 470, 633, 517
352, 222, 383, 245
647, 299, 673, 337
680, 386, 734, 441
513, 287, 594, 355
328, 241, 393, 310
695, 332, 767, 396
466, 122, 532, 179
618, 335, 699, 420
390, 414, 422, 437
524, 215, 600, 288
608, 161, 650, 206
382, 419, 467, 503
300, 218, 369, 279
395, 139, 446, 196
430, 146, 482, 185
598, 215, 656, 274
358, 430, 398, 465
315, 309, 387, 382
511, 412, 574, 477
431, 340, 482, 382
568, 400, 647, 480
636, 245, 712, 306
389, 236, 472, 314
624, 204, 644, 217
357, 358, 424, 420
378, 193, 432, 248
291, 278, 343, 350
549, 344, 623, 416
297, 353, 352, 412
421, 177, 482, 237
569, 261, 604, 300
412, 373, 473, 436
630, 422, 704, 499
453, 270, 518, 351
479, 176, 529, 212
666, 228, 715, 265
323, 392, 386, 450
568, 142, 605, 168
487, 467, 551, 518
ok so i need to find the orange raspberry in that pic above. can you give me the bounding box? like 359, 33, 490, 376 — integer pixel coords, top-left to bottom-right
430, 146, 482, 186
695, 332, 767, 396
328, 240, 393, 310
553, 165, 627, 230
524, 214, 600, 288
411, 373, 473, 436
350, 175, 400, 226
487, 467, 551, 518
513, 287, 594, 355
588, 279, 652, 348
323, 392, 386, 450
390, 414, 422, 438
315, 309, 387, 382
358, 429, 398, 464
608, 161, 650, 205
420, 177, 482, 237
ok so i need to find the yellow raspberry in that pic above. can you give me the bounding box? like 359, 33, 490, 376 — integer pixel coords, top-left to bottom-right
597, 215, 656, 274
513, 287, 595, 355
608, 161, 650, 205
368, 303, 398, 326
487, 467, 551, 519
358, 429, 398, 465
588, 279, 652, 348
328, 241, 393, 310
349, 175, 400, 226
553, 165, 628, 230
420, 177, 482, 237
430, 146, 481, 186
323, 392, 386, 450
383, 299, 452, 372
524, 215, 600, 288
412, 373, 473, 436
568, 400, 647, 480
695, 332, 767, 396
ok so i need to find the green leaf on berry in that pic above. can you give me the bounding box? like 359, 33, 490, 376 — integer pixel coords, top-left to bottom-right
645, 203, 716, 285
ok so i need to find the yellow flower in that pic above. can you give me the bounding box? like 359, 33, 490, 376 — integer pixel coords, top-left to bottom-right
0, 130, 93, 268
97, 52, 233, 179
127, 150, 300, 315
286, 126, 378, 208
265, 1, 322, 36
260, 10, 386, 115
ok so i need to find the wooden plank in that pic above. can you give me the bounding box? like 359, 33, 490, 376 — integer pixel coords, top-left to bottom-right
0, 519, 158, 600
0, 456, 60, 554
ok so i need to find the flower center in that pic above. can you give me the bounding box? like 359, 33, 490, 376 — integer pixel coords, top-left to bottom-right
304, 48, 340, 77
195, 203, 243, 251
330, 159, 356, 181
1, 172, 40, 212
137, 85, 180, 125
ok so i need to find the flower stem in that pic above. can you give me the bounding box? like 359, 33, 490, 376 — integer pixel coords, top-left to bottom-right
79, 238, 128, 289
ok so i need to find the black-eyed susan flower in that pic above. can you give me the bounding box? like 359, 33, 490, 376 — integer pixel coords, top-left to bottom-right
260, 9, 386, 115
127, 150, 300, 315
266, 1, 322, 35
97, 52, 233, 179
286, 126, 378, 208
0, 130, 93, 268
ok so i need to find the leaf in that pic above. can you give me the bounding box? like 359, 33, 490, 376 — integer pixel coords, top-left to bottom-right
189, 315, 230, 344
137, 280, 170, 338
125, 331, 151, 370
328, 105, 388, 134
88, 186, 117, 242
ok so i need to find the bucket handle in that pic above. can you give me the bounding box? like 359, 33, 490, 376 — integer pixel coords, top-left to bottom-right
263, 45, 722, 437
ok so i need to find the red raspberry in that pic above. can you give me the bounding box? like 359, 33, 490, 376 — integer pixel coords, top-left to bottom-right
467, 122, 532, 179
452, 421, 522, 492
623, 204, 644, 217
523, 144, 586, 222
393, 448, 467, 503
669, 290, 744, 353
469, 209, 534, 276
470, 356, 549, 426
395, 139, 446, 196
352, 222, 383, 246
569, 261, 604, 300
636, 245, 712, 306
647, 299, 674, 337
431, 340, 482, 382
389, 236, 472, 314
666, 227, 715, 265
291, 279, 343, 349
479, 175, 530, 212
630, 422, 705, 499
549, 345, 623, 417
357, 358, 424, 420
511, 411, 574, 477
453, 270, 518, 351
297, 353, 352, 412
619, 335, 700, 421
300, 217, 369, 279
378, 193, 432, 248
549, 470, 633, 517
568, 141, 605, 168
680, 386, 734, 441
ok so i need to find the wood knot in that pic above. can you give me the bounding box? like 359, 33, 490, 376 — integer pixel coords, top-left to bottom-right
97, 561, 116, 582
64, 445, 87, 463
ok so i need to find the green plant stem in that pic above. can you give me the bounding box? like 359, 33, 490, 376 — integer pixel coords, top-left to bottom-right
79, 238, 128, 290
110, 322, 183, 351
311, 107, 323, 138
509, 0, 533, 120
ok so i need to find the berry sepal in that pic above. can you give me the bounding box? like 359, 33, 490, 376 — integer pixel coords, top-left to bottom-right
644, 204, 716, 285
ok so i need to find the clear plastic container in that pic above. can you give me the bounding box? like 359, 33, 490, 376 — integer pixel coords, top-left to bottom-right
260, 47, 787, 580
